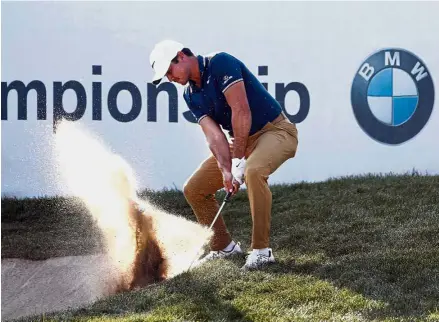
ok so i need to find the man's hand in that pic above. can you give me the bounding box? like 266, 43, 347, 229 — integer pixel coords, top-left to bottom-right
231, 157, 246, 185
222, 170, 240, 195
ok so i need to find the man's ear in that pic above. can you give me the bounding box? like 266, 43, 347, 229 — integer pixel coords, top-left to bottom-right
177, 51, 186, 60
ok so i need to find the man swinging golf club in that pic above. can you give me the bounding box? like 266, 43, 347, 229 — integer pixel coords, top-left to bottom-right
149, 40, 299, 270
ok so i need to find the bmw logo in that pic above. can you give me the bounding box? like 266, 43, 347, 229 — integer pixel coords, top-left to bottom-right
351, 48, 435, 144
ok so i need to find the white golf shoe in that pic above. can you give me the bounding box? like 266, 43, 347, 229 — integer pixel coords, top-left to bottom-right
242, 248, 275, 270
196, 241, 243, 266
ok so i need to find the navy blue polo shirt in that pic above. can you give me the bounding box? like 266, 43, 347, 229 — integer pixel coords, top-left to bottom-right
183, 52, 282, 137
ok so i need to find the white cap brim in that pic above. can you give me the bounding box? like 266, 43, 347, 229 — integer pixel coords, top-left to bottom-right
150, 40, 184, 85
152, 59, 171, 85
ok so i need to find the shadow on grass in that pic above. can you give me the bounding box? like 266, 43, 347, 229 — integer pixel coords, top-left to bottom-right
158, 272, 251, 321
262, 251, 439, 320
260, 231, 439, 318
64, 271, 251, 322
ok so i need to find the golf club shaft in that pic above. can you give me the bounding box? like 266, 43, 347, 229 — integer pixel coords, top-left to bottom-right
208, 192, 232, 230
188, 191, 232, 271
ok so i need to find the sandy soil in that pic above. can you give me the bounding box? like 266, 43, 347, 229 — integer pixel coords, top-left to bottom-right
1, 207, 213, 321
1, 254, 118, 321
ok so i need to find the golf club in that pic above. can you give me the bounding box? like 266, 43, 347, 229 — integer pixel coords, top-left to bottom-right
187, 191, 233, 271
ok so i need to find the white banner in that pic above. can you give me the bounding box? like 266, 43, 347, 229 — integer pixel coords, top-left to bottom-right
2, 1, 438, 197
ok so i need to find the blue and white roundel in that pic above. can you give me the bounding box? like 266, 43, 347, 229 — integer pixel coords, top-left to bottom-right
351, 48, 435, 145
367, 68, 418, 126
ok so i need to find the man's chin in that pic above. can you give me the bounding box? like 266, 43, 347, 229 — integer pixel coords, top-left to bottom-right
171, 79, 188, 86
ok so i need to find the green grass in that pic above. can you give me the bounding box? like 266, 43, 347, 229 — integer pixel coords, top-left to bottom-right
2, 173, 439, 321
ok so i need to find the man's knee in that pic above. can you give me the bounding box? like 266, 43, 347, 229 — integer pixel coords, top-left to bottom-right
245, 164, 269, 183
183, 176, 210, 202
183, 177, 196, 200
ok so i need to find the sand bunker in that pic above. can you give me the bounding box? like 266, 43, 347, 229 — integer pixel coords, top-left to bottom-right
1, 255, 116, 320
1, 201, 213, 321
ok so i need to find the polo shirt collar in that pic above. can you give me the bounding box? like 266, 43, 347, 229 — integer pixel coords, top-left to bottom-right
189, 55, 206, 91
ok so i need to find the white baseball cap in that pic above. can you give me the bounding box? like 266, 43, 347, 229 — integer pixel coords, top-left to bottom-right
149, 40, 184, 85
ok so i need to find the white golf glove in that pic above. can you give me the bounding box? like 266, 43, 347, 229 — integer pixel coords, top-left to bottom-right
231, 157, 246, 185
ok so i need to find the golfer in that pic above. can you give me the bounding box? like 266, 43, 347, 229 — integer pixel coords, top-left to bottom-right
149, 40, 298, 270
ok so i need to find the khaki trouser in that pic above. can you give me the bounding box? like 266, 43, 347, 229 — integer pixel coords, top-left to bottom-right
183, 116, 298, 251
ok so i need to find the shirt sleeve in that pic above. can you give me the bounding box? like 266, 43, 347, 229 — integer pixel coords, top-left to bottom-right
183, 87, 210, 124
210, 53, 244, 94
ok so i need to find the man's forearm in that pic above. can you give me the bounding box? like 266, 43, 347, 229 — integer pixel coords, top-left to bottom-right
231, 109, 251, 159
208, 133, 232, 173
